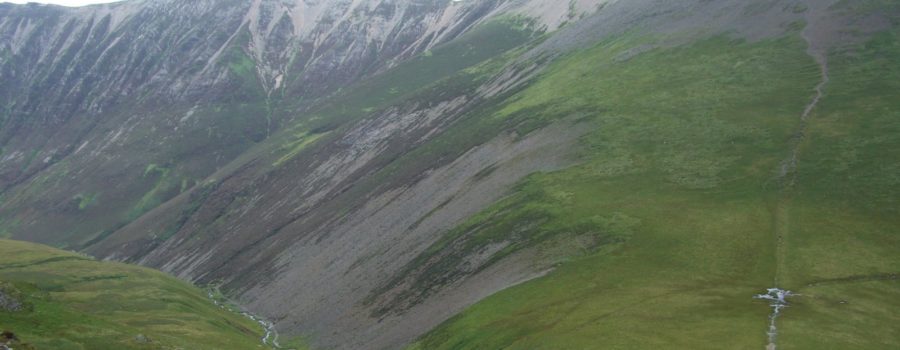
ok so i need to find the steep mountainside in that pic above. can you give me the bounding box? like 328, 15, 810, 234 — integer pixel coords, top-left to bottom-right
0, 0, 597, 248
1, 0, 898, 349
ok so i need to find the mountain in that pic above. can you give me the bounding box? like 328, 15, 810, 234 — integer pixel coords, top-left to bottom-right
0, 0, 587, 248
1, 0, 899, 349
0, 239, 269, 349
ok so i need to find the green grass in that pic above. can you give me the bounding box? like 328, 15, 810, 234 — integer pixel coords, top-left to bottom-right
224, 26, 263, 99
72, 193, 98, 211
272, 131, 329, 167
128, 164, 180, 221
228, 51, 256, 82
408, 22, 898, 348
0, 239, 268, 350
777, 23, 900, 350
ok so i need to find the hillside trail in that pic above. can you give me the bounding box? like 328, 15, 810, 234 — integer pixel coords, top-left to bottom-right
773, 19, 830, 287
761, 14, 830, 350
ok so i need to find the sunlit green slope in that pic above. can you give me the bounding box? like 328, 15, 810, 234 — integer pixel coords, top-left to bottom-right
0, 239, 266, 350
410, 7, 899, 350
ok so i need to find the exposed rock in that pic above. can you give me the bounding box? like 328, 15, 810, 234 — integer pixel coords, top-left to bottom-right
0, 284, 24, 312
1, 330, 17, 342
1, 331, 38, 350
134, 334, 151, 344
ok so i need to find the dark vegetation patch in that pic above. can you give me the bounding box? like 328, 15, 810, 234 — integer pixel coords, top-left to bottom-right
1, 330, 37, 350
0, 256, 89, 270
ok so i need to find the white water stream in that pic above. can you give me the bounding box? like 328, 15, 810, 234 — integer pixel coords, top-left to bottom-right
762, 12, 830, 349
207, 288, 284, 349
754, 288, 796, 349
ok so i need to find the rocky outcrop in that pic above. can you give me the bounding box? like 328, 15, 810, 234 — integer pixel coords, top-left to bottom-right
0, 284, 24, 312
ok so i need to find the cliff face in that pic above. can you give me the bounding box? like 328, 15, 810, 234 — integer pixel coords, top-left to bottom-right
3, 0, 897, 349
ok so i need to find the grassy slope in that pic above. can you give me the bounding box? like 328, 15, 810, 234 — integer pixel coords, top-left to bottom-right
409, 18, 899, 350
778, 19, 900, 349
0, 239, 267, 350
